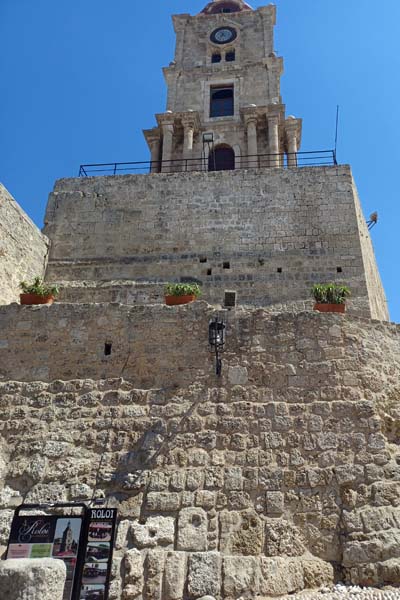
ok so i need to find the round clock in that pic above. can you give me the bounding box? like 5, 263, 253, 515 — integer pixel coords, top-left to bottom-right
210, 27, 237, 45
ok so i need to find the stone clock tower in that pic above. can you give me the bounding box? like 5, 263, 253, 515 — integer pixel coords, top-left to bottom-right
144, 0, 302, 171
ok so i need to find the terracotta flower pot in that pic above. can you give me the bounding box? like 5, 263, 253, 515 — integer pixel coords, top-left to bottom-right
314, 303, 345, 314
165, 294, 196, 306
20, 293, 55, 305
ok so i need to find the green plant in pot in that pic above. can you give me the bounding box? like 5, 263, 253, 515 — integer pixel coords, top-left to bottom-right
164, 282, 201, 306
312, 283, 350, 314
20, 277, 60, 306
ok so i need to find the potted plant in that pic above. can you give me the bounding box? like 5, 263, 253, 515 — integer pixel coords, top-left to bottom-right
312, 283, 350, 314
19, 277, 59, 305
164, 282, 201, 306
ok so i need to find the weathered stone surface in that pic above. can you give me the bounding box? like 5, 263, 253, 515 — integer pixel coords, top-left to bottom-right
177, 507, 208, 552
164, 551, 186, 600
43, 165, 387, 321
0, 183, 49, 306
122, 548, 143, 599
132, 516, 174, 548
115, 519, 131, 550
220, 510, 263, 556
301, 559, 334, 588
0, 509, 14, 547
143, 549, 165, 600
259, 557, 304, 596
265, 519, 306, 557
223, 555, 260, 598
188, 552, 221, 599
0, 558, 66, 600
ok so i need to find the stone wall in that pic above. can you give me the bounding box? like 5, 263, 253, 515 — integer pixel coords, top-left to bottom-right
0, 183, 49, 305
352, 179, 389, 321
43, 166, 388, 320
0, 307, 399, 596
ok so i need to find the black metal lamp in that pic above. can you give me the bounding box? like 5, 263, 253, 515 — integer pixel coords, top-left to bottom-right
209, 316, 226, 376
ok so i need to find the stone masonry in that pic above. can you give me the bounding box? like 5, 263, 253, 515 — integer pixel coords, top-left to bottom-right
143, 1, 301, 170
0, 183, 49, 305
43, 166, 388, 321
0, 305, 399, 597
0, 0, 396, 598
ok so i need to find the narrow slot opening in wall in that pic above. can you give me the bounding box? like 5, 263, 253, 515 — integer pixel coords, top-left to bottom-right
104, 343, 112, 356
207, 268, 212, 276
199, 257, 207, 263
337, 267, 342, 273
223, 261, 230, 269
277, 268, 282, 273
224, 290, 237, 308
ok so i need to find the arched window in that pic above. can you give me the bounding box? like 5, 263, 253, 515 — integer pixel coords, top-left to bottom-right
208, 145, 235, 171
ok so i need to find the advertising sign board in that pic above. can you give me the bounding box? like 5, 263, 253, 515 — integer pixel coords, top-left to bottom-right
6, 503, 117, 600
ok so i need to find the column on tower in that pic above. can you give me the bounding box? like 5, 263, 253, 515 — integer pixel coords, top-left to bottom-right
181, 112, 200, 171
267, 114, 280, 167
285, 116, 302, 167
157, 114, 176, 173
242, 108, 259, 169
143, 128, 161, 173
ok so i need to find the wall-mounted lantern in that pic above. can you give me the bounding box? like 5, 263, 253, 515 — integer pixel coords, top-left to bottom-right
208, 316, 226, 376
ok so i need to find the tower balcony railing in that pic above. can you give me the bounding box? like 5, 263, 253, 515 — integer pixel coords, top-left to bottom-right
78, 150, 337, 177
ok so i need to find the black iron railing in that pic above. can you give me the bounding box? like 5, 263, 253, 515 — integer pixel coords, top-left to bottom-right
78, 150, 337, 177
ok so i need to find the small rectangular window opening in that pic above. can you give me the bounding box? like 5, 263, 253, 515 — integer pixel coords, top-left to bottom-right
210, 85, 234, 118
212, 53, 222, 64
225, 51, 235, 62
277, 268, 282, 273
207, 268, 212, 276
104, 343, 112, 356
199, 257, 208, 263
337, 267, 342, 273
223, 261, 230, 269
224, 291, 237, 308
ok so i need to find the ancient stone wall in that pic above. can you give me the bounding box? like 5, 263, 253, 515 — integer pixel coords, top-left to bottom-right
0, 308, 399, 596
0, 183, 49, 305
43, 166, 388, 319
351, 178, 389, 321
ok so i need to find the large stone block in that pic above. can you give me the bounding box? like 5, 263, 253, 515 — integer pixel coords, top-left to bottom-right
131, 516, 175, 548
164, 551, 186, 600
259, 557, 304, 596
187, 552, 221, 599
177, 507, 208, 551
122, 548, 143, 599
0, 558, 66, 600
223, 555, 260, 598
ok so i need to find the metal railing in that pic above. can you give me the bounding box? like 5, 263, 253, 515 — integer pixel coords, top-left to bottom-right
78, 150, 337, 177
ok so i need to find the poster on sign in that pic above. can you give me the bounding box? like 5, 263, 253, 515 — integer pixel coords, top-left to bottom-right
78, 508, 117, 600
7, 507, 86, 600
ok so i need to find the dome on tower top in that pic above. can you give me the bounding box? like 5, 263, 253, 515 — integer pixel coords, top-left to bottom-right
200, 0, 253, 15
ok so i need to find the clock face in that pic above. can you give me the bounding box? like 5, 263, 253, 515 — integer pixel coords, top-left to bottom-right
210, 27, 237, 45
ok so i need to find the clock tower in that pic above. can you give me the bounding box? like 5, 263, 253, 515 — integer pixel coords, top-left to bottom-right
143, 0, 302, 171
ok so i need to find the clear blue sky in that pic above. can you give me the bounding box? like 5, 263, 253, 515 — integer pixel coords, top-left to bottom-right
1, 0, 399, 321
